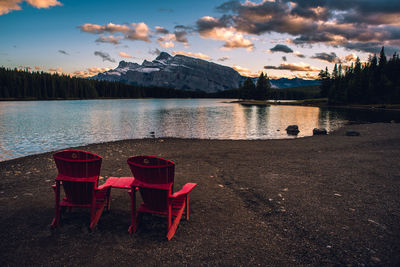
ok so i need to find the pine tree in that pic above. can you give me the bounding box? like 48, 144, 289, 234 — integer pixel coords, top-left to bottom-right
240, 78, 255, 99
255, 72, 270, 100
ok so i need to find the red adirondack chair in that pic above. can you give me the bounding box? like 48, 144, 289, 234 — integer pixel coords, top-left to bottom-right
127, 155, 197, 240
51, 149, 111, 230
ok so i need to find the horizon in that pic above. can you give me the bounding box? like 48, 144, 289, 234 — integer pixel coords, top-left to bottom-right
1, 0, 399, 80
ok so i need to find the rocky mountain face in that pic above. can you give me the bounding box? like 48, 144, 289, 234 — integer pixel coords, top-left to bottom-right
93, 52, 245, 93
92, 52, 319, 92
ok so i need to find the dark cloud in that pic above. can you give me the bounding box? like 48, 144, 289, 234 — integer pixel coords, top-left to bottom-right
155, 26, 169, 34
174, 25, 194, 31
196, 15, 231, 33
209, 0, 400, 54
294, 52, 306, 58
95, 35, 121, 45
216, 0, 241, 13
270, 44, 293, 53
58, 50, 69, 55
282, 56, 287, 61
94, 51, 115, 63
311, 52, 340, 63
218, 56, 229, 62
264, 62, 320, 72
174, 30, 188, 43
343, 42, 399, 55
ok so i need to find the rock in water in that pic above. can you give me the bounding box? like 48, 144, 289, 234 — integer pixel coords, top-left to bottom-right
286, 125, 300, 135
313, 128, 327, 135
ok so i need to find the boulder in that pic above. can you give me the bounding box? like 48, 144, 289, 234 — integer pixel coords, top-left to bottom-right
286, 125, 299, 135
313, 128, 327, 135
346, 130, 360, 136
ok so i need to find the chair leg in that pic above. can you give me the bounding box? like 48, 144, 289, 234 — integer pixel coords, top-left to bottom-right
186, 195, 190, 221
167, 204, 185, 240
128, 189, 138, 234
51, 182, 61, 228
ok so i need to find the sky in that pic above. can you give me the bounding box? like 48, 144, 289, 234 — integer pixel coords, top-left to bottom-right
1, 0, 400, 79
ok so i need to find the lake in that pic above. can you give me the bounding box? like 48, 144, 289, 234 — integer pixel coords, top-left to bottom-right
0, 99, 398, 161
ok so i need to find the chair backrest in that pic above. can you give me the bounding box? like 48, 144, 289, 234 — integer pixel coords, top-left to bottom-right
53, 150, 102, 204
127, 155, 175, 211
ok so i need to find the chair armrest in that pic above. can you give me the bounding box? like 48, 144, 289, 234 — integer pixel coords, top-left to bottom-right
170, 183, 197, 198
96, 183, 112, 191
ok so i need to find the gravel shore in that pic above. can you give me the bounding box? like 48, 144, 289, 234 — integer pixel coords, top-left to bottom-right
1, 123, 399, 266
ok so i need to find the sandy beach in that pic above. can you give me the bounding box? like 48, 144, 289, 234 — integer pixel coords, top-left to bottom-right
1, 122, 399, 266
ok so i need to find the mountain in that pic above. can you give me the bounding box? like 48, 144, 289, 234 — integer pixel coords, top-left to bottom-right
92, 52, 319, 92
269, 77, 320, 89
93, 52, 244, 93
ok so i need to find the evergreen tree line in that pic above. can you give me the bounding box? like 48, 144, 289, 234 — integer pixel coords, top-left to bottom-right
239, 72, 271, 100
319, 47, 400, 104
0, 67, 320, 101
0, 67, 209, 100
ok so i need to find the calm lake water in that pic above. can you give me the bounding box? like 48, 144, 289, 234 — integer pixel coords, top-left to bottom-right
0, 99, 398, 161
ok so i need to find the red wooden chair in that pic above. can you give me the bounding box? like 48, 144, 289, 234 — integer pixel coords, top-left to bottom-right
127, 155, 197, 240
51, 149, 111, 230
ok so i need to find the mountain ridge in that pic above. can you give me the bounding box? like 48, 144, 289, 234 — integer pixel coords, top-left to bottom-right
92, 52, 319, 92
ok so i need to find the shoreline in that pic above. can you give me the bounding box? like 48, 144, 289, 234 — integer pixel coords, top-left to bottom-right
1, 122, 400, 265
232, 99, 400, 112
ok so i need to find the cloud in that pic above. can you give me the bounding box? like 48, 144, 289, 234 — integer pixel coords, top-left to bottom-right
269, 44, 293, 53
156, 29, 189, 48
218, 56, 229, 62
95, 35, 122, 45
311, 52, 340, 63
149, 48, 162, 55
196, 17, 254, 50
343, 53, 358, 62
94, 51, 115, 63
207, 0, 400, 54
293, 51, 306, 58
78, 22, 151, 43
232, 65, 251, 75
0, 0, 61, 15
48, 67, 63, 73
172, 51, 210, 60
124, 22, 151, 42
78, 23, 130, 34
264, 62, 320, 72
158, 34, 176, 48
155, 26, 169, 34
58, 50, 69, 55
119, 52, 132, 58
174, 30, 188, 44
72, 67, 111, 78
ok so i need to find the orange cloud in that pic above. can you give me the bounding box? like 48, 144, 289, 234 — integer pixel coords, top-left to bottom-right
197, 17, 254, 50
72, 67, 110, 78
172, 51, 210, 60
119, 52, 132, 58
79, 23, 130, 34
0, 0, 61, 15
48, 67, 63, 73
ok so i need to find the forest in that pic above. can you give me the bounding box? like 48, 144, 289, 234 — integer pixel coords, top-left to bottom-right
0, 67, 209, 100
319, 47, 400, 104
0, 67, 318, 101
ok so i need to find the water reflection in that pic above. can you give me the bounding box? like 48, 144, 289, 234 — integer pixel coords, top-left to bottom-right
0, 99, 399, 161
